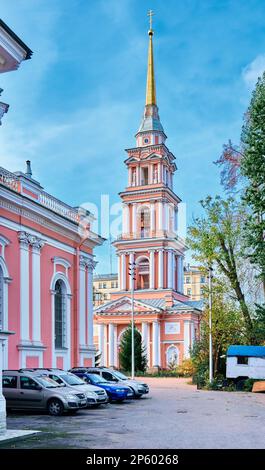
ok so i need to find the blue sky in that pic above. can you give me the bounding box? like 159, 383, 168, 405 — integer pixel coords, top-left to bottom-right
1, 0, 265, 273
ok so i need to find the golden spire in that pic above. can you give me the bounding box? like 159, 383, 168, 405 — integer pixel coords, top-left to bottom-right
145, 10, 156, 106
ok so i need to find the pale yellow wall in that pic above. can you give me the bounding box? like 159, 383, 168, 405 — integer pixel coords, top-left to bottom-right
184, 267, 207, 301
93, 275, 119, 306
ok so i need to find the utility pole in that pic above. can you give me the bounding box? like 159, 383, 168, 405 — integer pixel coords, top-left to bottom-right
208, 265, 213, 383
129, 261, 136, 379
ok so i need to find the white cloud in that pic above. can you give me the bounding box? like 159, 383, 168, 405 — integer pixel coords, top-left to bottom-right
242, 54, 265, 88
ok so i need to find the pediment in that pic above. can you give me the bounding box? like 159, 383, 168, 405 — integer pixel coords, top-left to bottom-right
94, 296, 161, 316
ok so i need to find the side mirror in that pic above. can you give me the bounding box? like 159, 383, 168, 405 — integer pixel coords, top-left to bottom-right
36, 385, 42, 391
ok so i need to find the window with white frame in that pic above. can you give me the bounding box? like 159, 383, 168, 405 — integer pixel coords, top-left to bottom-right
54, 279, 66, 349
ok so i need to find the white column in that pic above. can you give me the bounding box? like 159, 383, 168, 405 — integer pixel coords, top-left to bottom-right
18, 232, 30, 343
117, 255, 121, 290
158, 250, 164, 289
136, 165, 140, 186
158, 201, 163, 231
87, 260, 95, 347
158, 162, 162, 183
122, 204, 129, 235
98, 324, 105, 366
31, 239, 44, 344
177, 256, 183, 293
190, 322, 195, 349
167, 250, 173, 289
132, 203, 137, 235
150, 202, 155, 234
121, 253, 126, 290
114, 325, 118, 367
152, 321, 159, 367
129, 252, 134, 290
184, 320, 191, 358
108, 323, 115, 367
142, 322, 150, 366
148, 164, 153, 184
149, 250, 155, 289
0, 334, 9, 434
172, 255, 176, 291
79, 262, 86, 348
128, 167, 132, 186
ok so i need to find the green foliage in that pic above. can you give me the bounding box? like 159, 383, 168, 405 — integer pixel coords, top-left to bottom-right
188, 196, 255, 343
241, 74, 265, 292
243, 378, 256, 392
190, 279, 246, 385
119, 324, 147, 373
253, 303, 265, 344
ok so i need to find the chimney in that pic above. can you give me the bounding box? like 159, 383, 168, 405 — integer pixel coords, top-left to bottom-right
25, 160, 32, 178
165, 293, 173, 308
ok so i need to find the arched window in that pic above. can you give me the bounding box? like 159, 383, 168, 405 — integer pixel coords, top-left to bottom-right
54, 279, 66, 349
136, 256, 150, 290
0, 265, 3, 330
166, 345, 179, 367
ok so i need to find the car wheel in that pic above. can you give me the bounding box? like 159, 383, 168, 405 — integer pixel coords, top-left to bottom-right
47, 398, 64, 416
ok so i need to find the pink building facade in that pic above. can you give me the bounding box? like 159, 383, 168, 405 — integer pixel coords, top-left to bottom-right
0, 163, 103, 370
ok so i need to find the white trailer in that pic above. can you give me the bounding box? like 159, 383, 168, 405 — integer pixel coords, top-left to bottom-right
226, 345, 265, 380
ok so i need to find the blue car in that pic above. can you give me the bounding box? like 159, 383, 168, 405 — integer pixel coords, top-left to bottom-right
72, 372, 133, 402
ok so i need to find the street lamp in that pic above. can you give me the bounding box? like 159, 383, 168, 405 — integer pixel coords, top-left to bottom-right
208, 265, 213, 383
129, 261, 136, 379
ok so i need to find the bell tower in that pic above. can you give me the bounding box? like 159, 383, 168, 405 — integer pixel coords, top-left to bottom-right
112, 13, 186, 300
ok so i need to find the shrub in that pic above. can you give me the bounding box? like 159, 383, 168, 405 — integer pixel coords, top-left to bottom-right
176, 359, 195, 377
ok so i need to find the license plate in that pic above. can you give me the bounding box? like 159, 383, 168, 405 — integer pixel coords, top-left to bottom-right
80, 400, 86, 406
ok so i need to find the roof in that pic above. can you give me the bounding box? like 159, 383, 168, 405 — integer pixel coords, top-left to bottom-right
0, 19, 33, 60
94, 273, 118, 281
94, 295, 203, 315
227, 345, 265, 357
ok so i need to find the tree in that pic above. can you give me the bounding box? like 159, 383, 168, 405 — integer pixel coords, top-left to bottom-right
191, 278, 245, 382
241, 73, 265, 297
119, 324, 147, 373
188, 196, 255, 343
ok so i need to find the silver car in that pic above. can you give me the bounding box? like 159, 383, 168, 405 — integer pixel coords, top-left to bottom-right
32, 369, 108, 407
2, 370, 87, 416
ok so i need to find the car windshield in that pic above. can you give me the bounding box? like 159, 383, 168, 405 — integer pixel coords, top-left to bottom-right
36, 376, 60, 388
89, 374, 108, 384
61, 374, 85, 386
112, 371, 128, 380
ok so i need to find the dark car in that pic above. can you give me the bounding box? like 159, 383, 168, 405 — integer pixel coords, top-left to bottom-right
71, 371, 133, 402
80, 367, 149, 398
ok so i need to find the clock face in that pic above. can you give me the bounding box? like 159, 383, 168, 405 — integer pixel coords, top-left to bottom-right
144, 138, 149, 144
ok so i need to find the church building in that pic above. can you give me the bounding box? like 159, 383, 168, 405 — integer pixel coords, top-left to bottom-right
94, 20, 202, 370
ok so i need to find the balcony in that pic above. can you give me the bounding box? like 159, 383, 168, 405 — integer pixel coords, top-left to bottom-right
0, 166, 81, 224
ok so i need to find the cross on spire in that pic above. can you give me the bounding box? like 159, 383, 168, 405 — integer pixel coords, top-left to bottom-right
148, 9, 154, 31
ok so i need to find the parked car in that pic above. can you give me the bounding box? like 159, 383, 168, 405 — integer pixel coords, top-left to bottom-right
71, 371, 133, 402
25, 368, 108, 407
71, 367, 149, 398
2, 370, 87, 416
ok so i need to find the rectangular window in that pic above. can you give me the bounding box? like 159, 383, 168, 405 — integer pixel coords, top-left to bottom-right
237, 356, 249, 365
3, 375, 17, 389
103, 283, 107, 289
20, 376, 39, 390
185, 277, 190, 284
187, 288, 192, 296
200, 276, 205, 283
